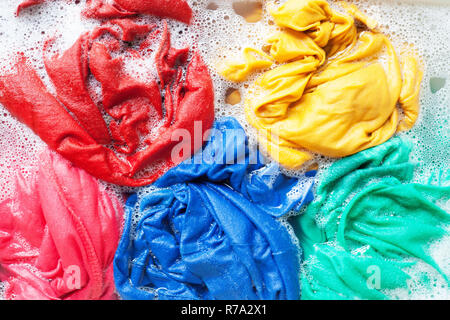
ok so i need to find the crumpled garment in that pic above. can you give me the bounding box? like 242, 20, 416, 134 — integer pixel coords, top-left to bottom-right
0, 150, 123, 300
291, 137, 450, 300
0, 19, 215, 186
219, 0, 422, 170
219, 47, 273, 83
16, 0, 192, 24
114, 117, 316, 300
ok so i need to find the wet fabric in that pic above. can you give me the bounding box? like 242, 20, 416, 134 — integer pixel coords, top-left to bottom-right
114, 117, 316, 300
16, 0, 193, 24
0, 19, 215, 187
219, 0, 422, 170
0, 150, 123, 300
291, 137, 450, 300
218, 47, 273, 83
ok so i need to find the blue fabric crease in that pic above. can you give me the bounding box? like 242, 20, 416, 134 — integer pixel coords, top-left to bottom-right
114, 117, 315, 300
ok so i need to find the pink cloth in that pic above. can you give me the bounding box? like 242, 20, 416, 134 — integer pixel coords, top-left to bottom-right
0, 150, 123, 300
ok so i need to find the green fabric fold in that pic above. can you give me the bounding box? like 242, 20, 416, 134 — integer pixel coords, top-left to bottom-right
292, 137, 450, 300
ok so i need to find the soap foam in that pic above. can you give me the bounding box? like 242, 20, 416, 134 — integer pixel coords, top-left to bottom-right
0, 0, 448, 299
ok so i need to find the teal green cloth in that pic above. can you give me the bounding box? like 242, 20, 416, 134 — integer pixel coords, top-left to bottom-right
292, 137, 450, 300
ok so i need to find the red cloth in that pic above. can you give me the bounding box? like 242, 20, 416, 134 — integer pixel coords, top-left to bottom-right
0, 19, 215, 186
0, 150, 123, 300
16, 0, 192, 24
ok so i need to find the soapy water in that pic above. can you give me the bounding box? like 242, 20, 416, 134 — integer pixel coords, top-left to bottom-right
0, 0, 448, 299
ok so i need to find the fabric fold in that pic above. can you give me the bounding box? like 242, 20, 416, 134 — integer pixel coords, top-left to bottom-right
114, 117, 316, 300
0, 150, 123, 300
220, 0, 422, 170
0, 19, 215, 187
292, 137, 450, 300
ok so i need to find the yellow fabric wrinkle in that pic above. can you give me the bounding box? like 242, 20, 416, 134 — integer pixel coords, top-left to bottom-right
251, 57, 319, 122
306, 21, 334, 47
339, 1, 378, 30
270, 0, 333, 32
326, 9, 357, 56
218, 47, 273, 82
220, 0, 422, 169
268, 30, 326, 64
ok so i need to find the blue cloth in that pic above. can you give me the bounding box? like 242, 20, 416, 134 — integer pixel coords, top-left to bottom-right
113, 117, 315, 300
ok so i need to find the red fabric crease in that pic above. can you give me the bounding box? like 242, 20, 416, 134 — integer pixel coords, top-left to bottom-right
0, 19, 215, 186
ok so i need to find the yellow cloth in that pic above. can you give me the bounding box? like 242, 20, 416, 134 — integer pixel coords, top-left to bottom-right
218, 48, 273, 82
219, 0, 422, 170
